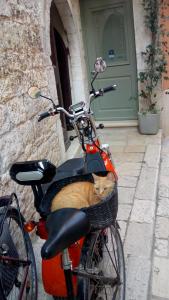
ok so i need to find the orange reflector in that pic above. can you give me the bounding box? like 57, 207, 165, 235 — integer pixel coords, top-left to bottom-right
24, 221, 37, 232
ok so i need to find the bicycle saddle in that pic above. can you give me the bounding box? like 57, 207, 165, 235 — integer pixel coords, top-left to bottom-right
41, 208, 90, 259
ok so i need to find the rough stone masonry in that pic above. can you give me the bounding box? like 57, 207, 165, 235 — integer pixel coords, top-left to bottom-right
0, 0, 64, 219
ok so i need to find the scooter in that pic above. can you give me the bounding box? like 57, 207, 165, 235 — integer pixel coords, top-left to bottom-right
9, 58, 125, 299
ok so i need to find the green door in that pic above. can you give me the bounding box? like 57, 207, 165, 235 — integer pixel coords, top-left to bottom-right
80, 0, 138, 121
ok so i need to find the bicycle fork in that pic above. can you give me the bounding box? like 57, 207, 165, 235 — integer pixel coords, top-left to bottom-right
62, 249, 75, 300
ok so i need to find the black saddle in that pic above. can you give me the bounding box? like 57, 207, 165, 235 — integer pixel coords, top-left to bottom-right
41, 208, 90, 259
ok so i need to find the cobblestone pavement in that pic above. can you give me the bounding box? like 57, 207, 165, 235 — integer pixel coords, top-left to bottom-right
99, 127, 162, 300
150, 137, 169, 300
35, 127, 167, 300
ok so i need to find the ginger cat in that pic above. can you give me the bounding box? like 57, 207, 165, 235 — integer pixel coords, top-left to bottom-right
51, 172, 115, 212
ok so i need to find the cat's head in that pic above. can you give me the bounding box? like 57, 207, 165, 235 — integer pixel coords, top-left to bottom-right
92, 172, 115, 199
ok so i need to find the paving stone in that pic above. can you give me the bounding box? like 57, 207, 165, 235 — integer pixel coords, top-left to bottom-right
130, 199, 155, 224
157, 198, 169, 217
108, 140, 127, 146
161, 155, 169, 168
100, 128, 128, 137
118, 187, 135, 204
124, 222, 153, 258
154, 239, 169, 257
162, 143, 169, 154
117, 220, 127, 242
126, 256, 151, 300
160, 166, 169, 176
153, 130, 162, 139
145, 134, 162, 145
159, 174, 169, 188
145, 138, 162, 146
109, 145, 125, 153
127, 137, 147, 146
155, 216, 169, 239
117, 162, 142, 170
113, 152, 144, 163
124, 145, 146, 153
135, 166, 159, 201
158, 185, 169, 198
127, 128, 142, 136
143, 144, 161, 168
158, 175, 169, 199
101, 128, 137, 137
118, 175, 138, 187
152, 257, 169, 298
151, 297, 169, 300
116, 162, 142, 176
117, 204, 132, 221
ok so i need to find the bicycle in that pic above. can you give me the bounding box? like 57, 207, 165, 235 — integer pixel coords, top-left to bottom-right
7, 58, 125, 299
0, 193, 37, 299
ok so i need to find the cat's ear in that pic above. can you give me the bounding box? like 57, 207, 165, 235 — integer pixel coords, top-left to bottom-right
92, 173, 100, 181
107, 172, 115, 181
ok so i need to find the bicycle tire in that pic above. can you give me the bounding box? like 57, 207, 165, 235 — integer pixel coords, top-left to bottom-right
0, 207, 38, 300
78, 225, 125, 300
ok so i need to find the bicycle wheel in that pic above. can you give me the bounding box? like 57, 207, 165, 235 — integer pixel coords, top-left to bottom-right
78, 225, 125, 300
0, 207, 38, 300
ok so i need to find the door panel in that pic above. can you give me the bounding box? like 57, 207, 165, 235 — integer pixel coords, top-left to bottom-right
80, 0, 138, 121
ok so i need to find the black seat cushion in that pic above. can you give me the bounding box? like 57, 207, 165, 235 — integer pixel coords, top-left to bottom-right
41, 208, 90, 259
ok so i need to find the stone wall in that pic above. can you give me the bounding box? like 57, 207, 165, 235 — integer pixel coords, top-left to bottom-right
0, 0, 65, 219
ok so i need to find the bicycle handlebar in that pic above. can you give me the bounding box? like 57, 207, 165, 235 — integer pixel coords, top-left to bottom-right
38, 84, 117, 121
38, 111, 51, 122
102, 85, 116, 93
38, 107, 74, 122
90, 84, 117, 99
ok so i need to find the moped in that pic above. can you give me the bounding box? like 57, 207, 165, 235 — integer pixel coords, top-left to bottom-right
7, 58, 125, 299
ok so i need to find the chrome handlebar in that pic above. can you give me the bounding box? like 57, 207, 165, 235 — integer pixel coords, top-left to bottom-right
38, 84, 117, 122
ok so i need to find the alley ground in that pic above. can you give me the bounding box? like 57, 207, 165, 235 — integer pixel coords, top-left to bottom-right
37, 127, 169, 300
100, 127, 169, 300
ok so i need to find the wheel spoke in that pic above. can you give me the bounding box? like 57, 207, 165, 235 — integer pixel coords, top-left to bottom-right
79, 226, 125, 300
104, 237, 118, 276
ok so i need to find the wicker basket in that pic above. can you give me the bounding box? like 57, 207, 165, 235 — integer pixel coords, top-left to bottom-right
82, 183, 118, 231
41, 174, 118, 231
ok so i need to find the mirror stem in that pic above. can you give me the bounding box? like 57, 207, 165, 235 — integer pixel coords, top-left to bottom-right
91, 72, 98, 92
40, 94, 56, 108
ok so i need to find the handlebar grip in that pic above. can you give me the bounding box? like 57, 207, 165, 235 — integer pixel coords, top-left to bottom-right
102, 85, 116, 93
38, 111, 51, 122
